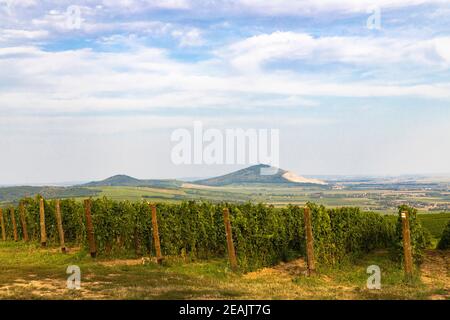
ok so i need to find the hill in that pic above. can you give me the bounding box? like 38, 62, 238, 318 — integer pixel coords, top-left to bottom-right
194, 164, 327, 186
0, 186, 98, 203
81, 175, 182, 189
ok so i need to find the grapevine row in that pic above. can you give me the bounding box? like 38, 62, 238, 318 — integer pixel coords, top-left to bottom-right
0, 196, 431, 271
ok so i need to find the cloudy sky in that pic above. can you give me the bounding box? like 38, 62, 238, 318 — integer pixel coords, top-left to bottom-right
0, 0, 449, 184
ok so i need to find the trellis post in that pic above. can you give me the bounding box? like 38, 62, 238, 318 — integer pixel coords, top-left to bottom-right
223, 207, 238, 271
39, 198, 47, 247
0, 208, 5, 241
55, 200, 66, 253
10, 207, 18, 242
304, 206, 316, 275
84, 199, 97, 258
401, 211, 414, 281
150, 203, 163, 265
19, 202, 28, 242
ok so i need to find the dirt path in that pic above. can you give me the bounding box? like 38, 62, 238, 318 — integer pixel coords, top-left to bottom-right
420, 249, 450, 300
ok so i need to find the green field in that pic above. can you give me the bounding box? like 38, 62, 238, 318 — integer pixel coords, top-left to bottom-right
1, 183, 449, 215
86, 185, 450, 214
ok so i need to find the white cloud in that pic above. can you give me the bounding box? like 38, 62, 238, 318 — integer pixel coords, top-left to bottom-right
231, 0, 450, 15
0, 29, 49, 44
0, 46, 41, 56
171, 28, 204, 47
0, 0, 36, 9
434, 37, 450, 62
220, 31, 450, 71
101, 0, 189, 10
2, 0, 446, 19
1, 43, 450, 122
147, 0, 190, 9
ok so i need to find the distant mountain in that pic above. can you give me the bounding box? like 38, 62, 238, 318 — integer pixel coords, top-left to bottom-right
81, 175, 182, 188
194, 164, 327, 186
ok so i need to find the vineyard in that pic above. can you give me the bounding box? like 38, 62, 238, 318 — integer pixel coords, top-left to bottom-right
438, 220, 450, 250
0, 196, 434, 273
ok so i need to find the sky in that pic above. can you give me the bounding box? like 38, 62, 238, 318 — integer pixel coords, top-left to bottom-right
0, 0, 449, 184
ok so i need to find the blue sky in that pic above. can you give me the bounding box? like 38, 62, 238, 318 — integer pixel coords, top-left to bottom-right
0, 0, 449, 184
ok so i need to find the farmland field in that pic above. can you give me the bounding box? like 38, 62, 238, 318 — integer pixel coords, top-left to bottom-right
78, 185, 450, 214
1, 177, 449, 214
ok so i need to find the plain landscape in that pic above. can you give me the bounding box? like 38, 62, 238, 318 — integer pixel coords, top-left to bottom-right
0, 165, 449, 300
1, 0, 450, 305
1, 165, 449, 213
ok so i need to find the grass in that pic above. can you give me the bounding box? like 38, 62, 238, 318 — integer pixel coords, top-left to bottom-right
0, 242, 448, 300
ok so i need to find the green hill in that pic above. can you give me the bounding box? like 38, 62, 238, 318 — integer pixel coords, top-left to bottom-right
81, 175, 182, 189
194, 164, 327, 187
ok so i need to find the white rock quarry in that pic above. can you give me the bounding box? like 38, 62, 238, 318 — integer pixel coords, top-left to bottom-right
282, 171, 328, 185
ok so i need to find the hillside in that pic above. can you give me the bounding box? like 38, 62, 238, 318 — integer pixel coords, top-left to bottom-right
0, 186, 98, 203
194, 164, 327, 186
81, 175, 182, 189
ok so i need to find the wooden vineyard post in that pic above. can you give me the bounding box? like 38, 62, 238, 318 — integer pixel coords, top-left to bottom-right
223, 208, 238, 271
0, 208, 6, 241
303, 206, 316, 275
39, 198, 47, 247
401, 211, 414, 281
55, 200, 66, 253
10, 207, 18, 242
150, 203, 163, 264
19, 202, 29, 242
84, 199, 97, 258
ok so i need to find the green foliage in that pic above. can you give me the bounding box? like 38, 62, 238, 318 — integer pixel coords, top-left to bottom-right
437, 220, 450, 250
156, 201, 226, 259
307, 203, 395, 265
18, 196, 86, 245
59, 199, 86, 244
2, 206, 17, 240
230, 204, 304, 271
394, 205, 432, 264
88, 198, 162, 256
2, 198, 430, 272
